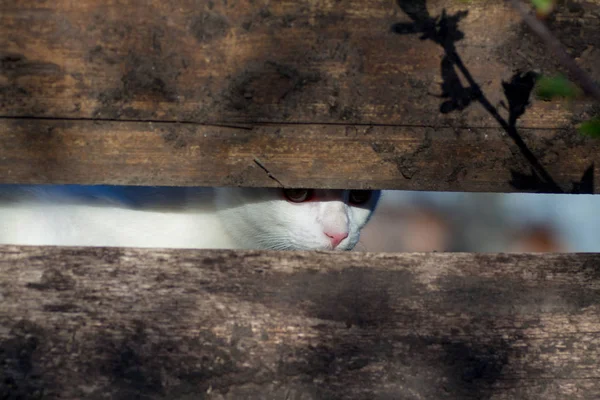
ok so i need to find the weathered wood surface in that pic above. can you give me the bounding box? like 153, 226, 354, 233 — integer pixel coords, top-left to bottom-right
2, 118, 598, 191
1, 0, 600, 191
1, 0, 598, 126
1, 246, 600, 399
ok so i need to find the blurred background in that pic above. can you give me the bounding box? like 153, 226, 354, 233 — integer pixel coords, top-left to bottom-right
359, 191, 600, 252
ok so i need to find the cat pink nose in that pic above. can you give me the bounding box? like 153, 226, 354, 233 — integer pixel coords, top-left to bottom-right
325, 231, 348, 248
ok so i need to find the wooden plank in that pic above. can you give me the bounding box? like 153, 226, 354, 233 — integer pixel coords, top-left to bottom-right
1, 0, 599, 191
1, 118, 598, 192
1, 0, 598, 128
1, 246, 600, 399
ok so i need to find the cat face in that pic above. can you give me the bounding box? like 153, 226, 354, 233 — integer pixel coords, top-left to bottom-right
214, 188, 380, 250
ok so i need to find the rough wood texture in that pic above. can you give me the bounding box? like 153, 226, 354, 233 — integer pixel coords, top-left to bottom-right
1, 246, 600, 399
1, 0, 599, 191
1, 0, 598, 126
1, 118, 598, 191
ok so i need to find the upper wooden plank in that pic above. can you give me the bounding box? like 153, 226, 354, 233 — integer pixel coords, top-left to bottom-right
1, 0, 598, 127
1, 0, 599, 190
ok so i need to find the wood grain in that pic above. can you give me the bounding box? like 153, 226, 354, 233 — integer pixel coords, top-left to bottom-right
1, 0, 599, 191
1, 246, 600, 399
1, 118, 598, 192
0, 0, 597, 127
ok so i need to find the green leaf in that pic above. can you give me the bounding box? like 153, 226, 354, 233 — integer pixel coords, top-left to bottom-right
579, 118, 600, 138
531, 0, 555, 16
535, 75, 581, 100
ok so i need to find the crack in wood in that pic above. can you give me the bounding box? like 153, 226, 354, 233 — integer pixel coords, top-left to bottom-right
253, 157, 284, 187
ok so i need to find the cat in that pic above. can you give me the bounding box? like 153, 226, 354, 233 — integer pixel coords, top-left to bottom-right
0, 186, 380, 250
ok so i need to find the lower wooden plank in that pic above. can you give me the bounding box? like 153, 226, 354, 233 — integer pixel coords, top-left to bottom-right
0, 118, 598, 192
1, 246, 600, 399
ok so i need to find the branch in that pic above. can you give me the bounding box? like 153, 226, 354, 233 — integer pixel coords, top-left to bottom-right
509, 0, 600, 102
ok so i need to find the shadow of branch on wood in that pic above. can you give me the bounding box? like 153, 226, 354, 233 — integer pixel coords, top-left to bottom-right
392, 0, 594, 194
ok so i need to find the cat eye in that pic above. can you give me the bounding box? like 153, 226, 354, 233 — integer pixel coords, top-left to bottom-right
349, 190, 372, 205
284, 189, 313, 203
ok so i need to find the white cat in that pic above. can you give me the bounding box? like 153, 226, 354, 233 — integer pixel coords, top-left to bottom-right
0, 186, 380, 250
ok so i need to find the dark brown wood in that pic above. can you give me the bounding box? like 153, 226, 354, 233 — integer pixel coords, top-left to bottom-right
1, 0, 598, 127
1, 118, 599, 191
1, 246, 600, 399
1, 0, 599, 191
